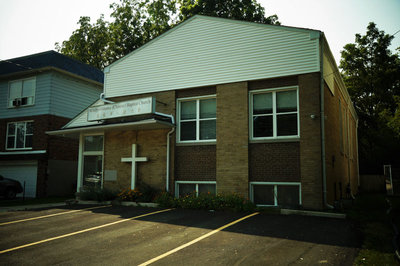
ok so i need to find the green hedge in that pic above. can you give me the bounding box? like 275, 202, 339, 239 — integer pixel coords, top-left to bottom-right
155, 192, 256, 212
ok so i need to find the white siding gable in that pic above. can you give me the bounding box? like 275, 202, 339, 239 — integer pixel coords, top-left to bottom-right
63, 100, 104, 129
105, 15, 320, 98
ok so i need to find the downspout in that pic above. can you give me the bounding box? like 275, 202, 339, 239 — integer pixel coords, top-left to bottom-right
320, 34, 334, 209
165, 115, 175, 192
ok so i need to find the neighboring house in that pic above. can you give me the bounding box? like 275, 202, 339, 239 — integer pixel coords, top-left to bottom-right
49, 16, 358, 210
0, 51, 103, 198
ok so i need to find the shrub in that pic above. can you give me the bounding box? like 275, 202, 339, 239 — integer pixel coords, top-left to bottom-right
118, 183, 159, 203
77, 186, 118, 202
154, 191, 256, 212
154, 191, 177, 208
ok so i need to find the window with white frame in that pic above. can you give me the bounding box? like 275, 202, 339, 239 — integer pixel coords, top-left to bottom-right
175, 181, 216, 197
250, 87, 299, 140
6, 121, 33, 150
82, 135, 104, 189
177, 96, 216, 142
250, 182, 301, 207
8, 78, 36, 108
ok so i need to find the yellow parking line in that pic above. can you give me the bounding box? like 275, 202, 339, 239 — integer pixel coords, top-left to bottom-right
0, 205, 112, 226
0, 208, 173, 254
139, 212, 260, 266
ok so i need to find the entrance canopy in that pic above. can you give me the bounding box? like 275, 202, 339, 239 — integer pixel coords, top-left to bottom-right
47, 98, 174, 138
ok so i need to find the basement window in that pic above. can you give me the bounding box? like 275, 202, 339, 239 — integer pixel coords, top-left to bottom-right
250, 182, 301, 208
175, 181, 216, 197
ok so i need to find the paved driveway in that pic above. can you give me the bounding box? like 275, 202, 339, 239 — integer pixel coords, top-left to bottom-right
0, 205, 359, 265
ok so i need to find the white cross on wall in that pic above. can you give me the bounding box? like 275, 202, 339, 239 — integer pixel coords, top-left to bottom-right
121, 144, 148, 190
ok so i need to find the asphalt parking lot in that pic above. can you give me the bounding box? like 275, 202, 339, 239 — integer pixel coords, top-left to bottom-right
0, 205, 360, 265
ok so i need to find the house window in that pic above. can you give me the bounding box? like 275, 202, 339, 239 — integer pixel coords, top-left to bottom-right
250, 87, 299, 140
8, 78, 36, 107
175, 181, 216, 197
250, 182, 301, 207
177, 96, 216, 142
6, 121, 33, 150
82, 135, 104, 189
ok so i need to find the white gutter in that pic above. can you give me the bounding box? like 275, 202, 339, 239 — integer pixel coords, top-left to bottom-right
99, 92, 115, 104
155, 112, 175, 125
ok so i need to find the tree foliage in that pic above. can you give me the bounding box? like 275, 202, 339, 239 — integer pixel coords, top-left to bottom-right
55, 0, 279, 69
178, 0, 279, 24
340, 22, 400, 173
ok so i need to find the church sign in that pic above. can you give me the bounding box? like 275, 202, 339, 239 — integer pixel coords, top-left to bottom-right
87, 97, 155, 121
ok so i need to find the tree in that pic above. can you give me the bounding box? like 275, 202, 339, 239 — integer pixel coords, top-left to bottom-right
340, 22, 400, 173
178, 0, 280, 25
55, 15, 112, 69
55, 0, 279, 69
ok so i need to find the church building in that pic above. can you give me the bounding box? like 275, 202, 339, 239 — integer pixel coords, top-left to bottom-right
49, 15, 359, 210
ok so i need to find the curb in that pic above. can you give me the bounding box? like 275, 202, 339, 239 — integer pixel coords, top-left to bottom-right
280, 209, 346, 219
0, 202, 67, 212
76, 200, 159, 208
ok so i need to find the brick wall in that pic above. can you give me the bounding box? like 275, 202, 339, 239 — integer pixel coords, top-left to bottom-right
103, 90, 176, 192
298, 73, 323, 210
324, 83, 359, 203
175, 145, 216, 181
104, 129, 170, 192
216, 82, 249, 197
249, 142, 300, 182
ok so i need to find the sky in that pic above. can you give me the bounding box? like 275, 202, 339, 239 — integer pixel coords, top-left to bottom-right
0, 0, 399, 66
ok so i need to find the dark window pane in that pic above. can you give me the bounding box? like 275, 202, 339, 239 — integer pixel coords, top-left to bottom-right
200, 98, 216, 119
277, 90, 297, 113
253, 185, 275, 205
253, 93, 272, 114
84, 136, 103, 151
277, 114, 298, 136
179, 184, 196, 197
83, 155, 103, 188
26, 122, 33, 134
277, 185, 300, 208
25, 135, 33, 148
180, 121, 196, 141
7, 123, 15, 135
181, 101, 196, 120
16, 123, 25, 148
7, 136, 15, 149
200, 120, 216, 140
198, 184, 216, 195
253, 115, 273, 137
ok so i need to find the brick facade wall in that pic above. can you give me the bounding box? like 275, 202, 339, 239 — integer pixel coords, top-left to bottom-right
104, 129, 170, 192
175, 145, 216, 181
324, 83, 359, 204
298, 73, 323, 209
216, 82, 249, 197
98, 73, 357, 210
104, 90, 176, 192
249, 142, 300, 182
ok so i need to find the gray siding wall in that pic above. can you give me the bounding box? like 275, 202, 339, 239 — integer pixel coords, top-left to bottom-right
0, 73, 52, 119
0, 71, 102, 119
49, 72, 101, 119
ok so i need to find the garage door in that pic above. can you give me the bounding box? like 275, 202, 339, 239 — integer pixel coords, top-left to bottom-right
0, 161, 38, 198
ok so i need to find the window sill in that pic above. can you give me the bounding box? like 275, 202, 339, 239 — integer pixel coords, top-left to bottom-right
7, 104, 35, 109
176, 141, 216, 146
249, 137, 300, 144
